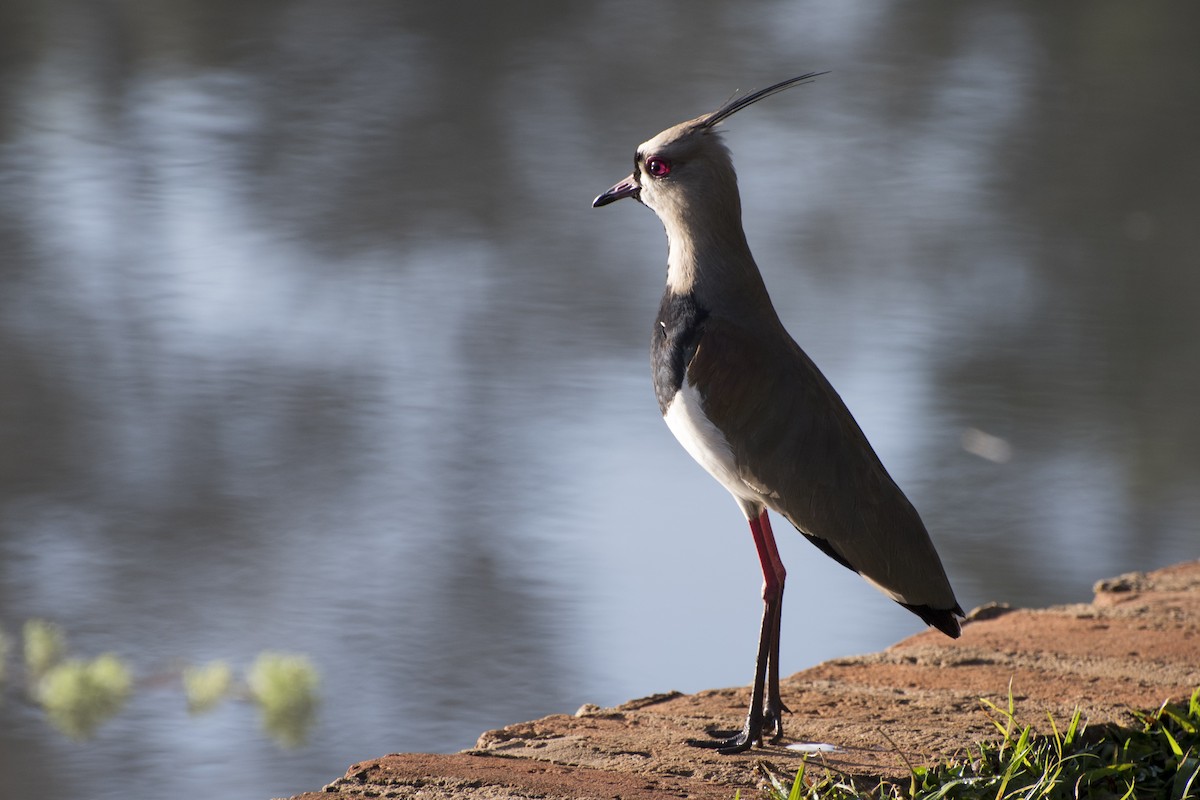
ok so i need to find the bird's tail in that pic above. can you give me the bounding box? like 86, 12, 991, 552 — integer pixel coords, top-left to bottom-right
900, 601, 965, 639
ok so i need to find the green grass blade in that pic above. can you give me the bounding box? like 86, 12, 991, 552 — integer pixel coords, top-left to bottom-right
1161, 704, 1198, 735
1172, 753, 1199, 800
1162, 725, 1184, 758
1046, 710, 1063, 761
787, 763, 806, 800
1064, 708, 1082, 747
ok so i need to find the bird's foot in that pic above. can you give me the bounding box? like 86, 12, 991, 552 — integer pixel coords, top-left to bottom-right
762, 699, 790, 743
686, 715, 764, 755
686, 729, 756, 754
688, 698, 790, 754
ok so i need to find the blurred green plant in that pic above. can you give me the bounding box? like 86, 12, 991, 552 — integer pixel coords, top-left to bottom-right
4, 619, 320, 745
247, 652, 319, 748
23, 619, 67, 678
37, 654, 133, 740
183, 660, 234, 714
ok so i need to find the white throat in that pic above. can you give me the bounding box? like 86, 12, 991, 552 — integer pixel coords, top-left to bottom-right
664, 225, 697, 295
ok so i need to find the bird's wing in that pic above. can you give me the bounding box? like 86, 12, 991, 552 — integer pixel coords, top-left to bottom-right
686, 317, 961, 619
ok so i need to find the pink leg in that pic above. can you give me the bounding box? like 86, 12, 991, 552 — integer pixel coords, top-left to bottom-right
752, 509, 787, 601
691, 508, 790, 752
751, 510, 789, 738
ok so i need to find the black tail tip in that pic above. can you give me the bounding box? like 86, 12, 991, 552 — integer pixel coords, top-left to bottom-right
901, 601, 965, 639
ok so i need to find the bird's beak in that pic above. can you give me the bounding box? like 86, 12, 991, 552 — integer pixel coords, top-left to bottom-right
592, 175, 640, 208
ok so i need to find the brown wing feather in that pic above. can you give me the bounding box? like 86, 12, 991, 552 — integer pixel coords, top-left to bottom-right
687, 316, 962, 621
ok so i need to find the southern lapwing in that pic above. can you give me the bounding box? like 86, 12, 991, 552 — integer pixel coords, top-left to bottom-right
592, 74, 964, 754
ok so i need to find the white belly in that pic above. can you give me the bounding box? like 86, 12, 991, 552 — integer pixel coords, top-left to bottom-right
662, 382, 762, 516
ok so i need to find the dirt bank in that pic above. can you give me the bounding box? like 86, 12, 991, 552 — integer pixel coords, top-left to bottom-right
288, 560, 1199, 800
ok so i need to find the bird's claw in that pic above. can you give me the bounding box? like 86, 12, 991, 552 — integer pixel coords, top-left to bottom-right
687, 713, 767, 754
688, 698, 790, 754
763, 699, 790, 742
686, 730, 757, 754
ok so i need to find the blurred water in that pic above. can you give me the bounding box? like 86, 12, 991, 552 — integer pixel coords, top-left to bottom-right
1, 3, 1198, 799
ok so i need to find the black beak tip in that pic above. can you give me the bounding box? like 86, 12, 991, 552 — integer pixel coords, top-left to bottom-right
592, 176, 639, 208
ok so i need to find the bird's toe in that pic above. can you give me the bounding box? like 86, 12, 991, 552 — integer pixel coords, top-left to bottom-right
686, 720, 762, 754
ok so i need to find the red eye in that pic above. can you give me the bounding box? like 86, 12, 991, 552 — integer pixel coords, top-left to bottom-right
645, 157, 671, 177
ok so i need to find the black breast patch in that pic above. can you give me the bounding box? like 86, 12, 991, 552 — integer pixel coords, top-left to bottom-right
651, 291, 708, 415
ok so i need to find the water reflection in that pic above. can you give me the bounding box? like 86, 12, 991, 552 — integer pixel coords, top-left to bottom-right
1, 3, 1198, 799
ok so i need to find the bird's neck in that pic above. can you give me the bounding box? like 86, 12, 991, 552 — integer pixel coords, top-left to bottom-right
661, 205, 773, 311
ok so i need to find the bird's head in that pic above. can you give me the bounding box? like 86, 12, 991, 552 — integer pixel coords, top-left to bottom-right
592, 73, 825, 221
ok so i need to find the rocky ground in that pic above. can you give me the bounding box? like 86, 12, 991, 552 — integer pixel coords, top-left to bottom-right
288, 560, 1199, 800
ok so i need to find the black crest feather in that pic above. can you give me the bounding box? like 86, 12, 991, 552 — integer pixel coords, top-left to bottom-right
699, 72, 828, 129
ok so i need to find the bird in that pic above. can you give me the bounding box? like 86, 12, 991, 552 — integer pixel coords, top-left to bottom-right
591, 74, 964, 754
